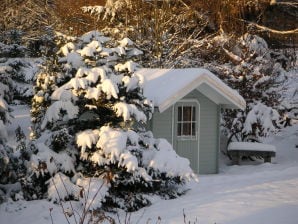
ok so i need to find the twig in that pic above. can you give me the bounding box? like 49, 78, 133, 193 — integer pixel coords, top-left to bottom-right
81, 177, 92, 222
242, 20, 298, 35
178, 0, 190, 9
49, 208, 54, 224
51, 178, 71, 224
116, 210, 123, 224
135, 209, 146, 224
81, 180, 106, 223
58, 173, 79, 224
156, 216, 161, 224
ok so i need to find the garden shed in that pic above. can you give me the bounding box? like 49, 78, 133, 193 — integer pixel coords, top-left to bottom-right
136, 68, 246, 174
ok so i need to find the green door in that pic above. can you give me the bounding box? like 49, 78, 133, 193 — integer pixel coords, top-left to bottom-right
174, 101, 200, 173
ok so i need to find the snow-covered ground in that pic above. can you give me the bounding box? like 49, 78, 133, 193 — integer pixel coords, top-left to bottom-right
1, 106, 298, 224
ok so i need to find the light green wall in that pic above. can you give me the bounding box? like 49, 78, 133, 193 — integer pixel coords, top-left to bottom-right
150, 107, 173, 144
149, 89, 220, 174
195, 90, 219, 174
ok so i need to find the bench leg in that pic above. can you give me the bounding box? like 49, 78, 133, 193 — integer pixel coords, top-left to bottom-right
231, 155, 241, 165
264, 156, 271, 163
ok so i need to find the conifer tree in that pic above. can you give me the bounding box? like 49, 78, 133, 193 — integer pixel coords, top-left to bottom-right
0, 29, 41, 202
26, 30, 196, 211
0, 73, 12, 189
0, 51, 18, 202
0, 35, 15, 187
0, 30, 41, 103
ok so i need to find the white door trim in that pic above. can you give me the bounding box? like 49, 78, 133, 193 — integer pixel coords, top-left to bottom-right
172, 99, 200, 174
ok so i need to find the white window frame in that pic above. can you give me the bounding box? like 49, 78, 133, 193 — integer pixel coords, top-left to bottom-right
176, 104, 198, 141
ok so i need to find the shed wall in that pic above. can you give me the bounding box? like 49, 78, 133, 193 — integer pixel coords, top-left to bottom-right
150, 106, 173, 144
150, 89, 219, 174
195, 90, 219, 174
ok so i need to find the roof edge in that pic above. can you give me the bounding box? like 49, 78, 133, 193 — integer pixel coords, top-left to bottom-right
157, 71, 246, 112
158, 75, 205, 112
202, 74, 246, 110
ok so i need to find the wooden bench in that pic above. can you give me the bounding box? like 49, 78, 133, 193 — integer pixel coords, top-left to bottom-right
227, 142, 276, 165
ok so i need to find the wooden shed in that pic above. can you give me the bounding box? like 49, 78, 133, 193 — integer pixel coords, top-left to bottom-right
136, 68, 246, 174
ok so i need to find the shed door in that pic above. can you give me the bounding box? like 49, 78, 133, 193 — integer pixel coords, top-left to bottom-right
174, 101, 200, 173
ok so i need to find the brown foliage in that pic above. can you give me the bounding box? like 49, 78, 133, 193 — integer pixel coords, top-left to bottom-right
189, 0, 271, 35
53, 0, 106, 35
0, 0, 107, 39
0, 0, 55, 40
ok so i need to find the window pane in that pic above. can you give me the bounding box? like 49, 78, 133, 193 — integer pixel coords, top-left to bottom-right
178, 107, 182, 122
192, 106, 196, 121
191, 122, 196, 136
183, 106, 192, 121
177, 123, 182, 136
182, 123, 191, 136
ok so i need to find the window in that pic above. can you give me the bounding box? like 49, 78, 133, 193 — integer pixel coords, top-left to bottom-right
177, 105, 196, 138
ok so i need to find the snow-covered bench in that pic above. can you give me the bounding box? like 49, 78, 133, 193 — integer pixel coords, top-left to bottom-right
227, 142, 276, 165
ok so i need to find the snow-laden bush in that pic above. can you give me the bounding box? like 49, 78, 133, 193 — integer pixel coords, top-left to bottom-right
212, 34, 287, 143
242, 102, 280, 136
278, 65, 298, 122
25, 30, 197, 212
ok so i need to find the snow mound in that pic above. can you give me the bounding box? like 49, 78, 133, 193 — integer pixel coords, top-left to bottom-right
47, 173, 81, 202
147, 139, 198, 181
76, 177, 109, 210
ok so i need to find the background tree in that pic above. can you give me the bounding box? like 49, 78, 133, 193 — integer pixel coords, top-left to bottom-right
82, 0, 210, 65
53, 0, 106, 35
80, 0, 297, 157
0, 28, 42, 203
0, 47, 19, 202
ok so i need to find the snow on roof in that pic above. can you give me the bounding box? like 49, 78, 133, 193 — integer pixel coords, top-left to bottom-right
228, 142, 276, 152
135, 68, 246, 113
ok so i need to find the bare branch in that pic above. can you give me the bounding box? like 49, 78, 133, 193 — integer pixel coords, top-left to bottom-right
248, 22, 298, 35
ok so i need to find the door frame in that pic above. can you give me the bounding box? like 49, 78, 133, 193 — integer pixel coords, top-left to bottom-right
172, 99, 200, 173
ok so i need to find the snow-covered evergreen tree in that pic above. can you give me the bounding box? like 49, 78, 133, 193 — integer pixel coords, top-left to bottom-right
0, 29, 40, 203
0, 30, 41, 103
25, 30, 196, 211
0, 73, 12, 189
0, 52, 21, 202
30, 31, 76, 140
0, 34, 15, 190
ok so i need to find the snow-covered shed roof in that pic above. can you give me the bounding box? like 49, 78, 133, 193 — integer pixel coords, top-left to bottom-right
136, 68, 246, 113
